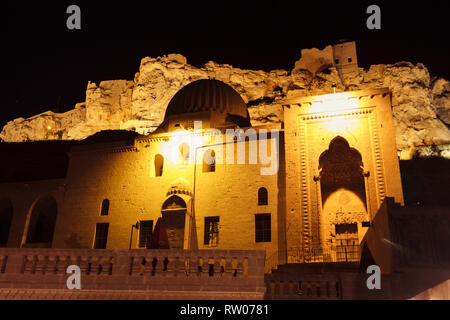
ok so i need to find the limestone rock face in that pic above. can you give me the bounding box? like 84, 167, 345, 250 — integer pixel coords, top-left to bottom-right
1, 53, 449, 148
0, 105, 87, 141
431, 78, 450, 125
68, 80, 134, 140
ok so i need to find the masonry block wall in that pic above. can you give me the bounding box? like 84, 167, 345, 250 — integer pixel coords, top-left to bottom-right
283, 88, 404, 263
0, 248, 266, 300
332, 41, 359, 76
51, 127, 283, 272
0, 83, 406, 276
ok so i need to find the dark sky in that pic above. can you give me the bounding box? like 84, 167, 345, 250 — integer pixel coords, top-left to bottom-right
3, 1, 449, 129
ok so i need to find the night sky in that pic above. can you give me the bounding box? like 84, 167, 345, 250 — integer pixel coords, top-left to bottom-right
3, 1, 449, 129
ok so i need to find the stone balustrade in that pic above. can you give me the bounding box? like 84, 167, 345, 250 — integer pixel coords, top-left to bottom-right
265, 273, 343, 300
0, 248, 266, 299
265, 270, 403, 300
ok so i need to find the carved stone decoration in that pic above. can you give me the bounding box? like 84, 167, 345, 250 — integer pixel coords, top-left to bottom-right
319, 136, 366, 207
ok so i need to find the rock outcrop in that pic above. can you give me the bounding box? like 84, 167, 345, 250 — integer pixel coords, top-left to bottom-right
2, 51, 450, 149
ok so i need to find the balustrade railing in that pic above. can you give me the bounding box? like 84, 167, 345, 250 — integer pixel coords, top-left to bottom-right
287, 246, 361, 264
0, 248, 265, 295
265, 273, 343, 300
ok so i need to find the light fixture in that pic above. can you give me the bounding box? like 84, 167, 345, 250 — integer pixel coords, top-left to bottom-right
129, 222, 140, 249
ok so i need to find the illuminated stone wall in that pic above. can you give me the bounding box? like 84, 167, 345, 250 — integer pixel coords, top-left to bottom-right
284, 88, 404, 262
332, 41, 359, 78
50, 127, 284, 272
0, 86, 408, 272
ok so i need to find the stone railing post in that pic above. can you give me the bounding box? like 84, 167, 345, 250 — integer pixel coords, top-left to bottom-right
114, 251, 131, 276
2, 249, 25, 275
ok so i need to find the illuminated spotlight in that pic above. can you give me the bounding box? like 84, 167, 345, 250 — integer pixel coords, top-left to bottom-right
47, 125, 52, 130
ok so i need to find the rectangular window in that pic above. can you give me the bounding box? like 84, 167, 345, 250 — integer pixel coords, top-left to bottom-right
94, 223, 109, 249
204, 216, 219, 247
255, 214, 271, 243
139, 220, 153, 248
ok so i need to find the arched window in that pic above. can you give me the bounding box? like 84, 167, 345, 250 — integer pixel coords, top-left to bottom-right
258, 187, 268, 206
100, 199, 109, 216
203, 149, 216, 172
179, 143, 190, 164
155, 154, 164, 177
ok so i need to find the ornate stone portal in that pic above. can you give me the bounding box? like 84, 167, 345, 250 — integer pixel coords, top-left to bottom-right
283, 88, 404, 263
318, 137, 370, 262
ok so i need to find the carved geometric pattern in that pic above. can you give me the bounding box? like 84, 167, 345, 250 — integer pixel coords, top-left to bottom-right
298, 120, 310, 257
369, 110, 386, 204
301, 109, 372, 121
299, 108, 376, 258
109, 146, 139, 153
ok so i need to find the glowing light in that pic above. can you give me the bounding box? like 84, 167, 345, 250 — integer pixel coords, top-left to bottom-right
326, 117, 352, 132
47, 125, 52, 130
305, 93, 367, 136
157, 129, 203, 165
310, 93, 360, 113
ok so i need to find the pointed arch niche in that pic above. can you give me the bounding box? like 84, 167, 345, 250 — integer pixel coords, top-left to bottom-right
317, 136, 370, 261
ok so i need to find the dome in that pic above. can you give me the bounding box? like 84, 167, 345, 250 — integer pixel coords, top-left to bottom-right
164, 79, 250, 122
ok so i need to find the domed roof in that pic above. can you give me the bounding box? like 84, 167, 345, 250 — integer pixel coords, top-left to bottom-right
164, 79, 249, 120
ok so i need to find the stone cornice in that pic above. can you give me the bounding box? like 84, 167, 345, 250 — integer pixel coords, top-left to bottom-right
283, 88, 390, 106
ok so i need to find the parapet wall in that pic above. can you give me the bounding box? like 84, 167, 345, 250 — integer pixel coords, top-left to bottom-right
0, 248, 266, 300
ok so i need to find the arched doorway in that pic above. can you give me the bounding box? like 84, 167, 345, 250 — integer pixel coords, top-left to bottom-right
318, 136, 369, 261
0, 198, 13, 247
24, 195, 58, 248
161, 195, 187, 249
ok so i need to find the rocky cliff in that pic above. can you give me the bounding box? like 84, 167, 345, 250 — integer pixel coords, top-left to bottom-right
1, 52, 449, 149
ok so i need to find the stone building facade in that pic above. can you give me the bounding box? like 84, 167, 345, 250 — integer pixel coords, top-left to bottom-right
283, 89, 404, 263
0, 79, 405, 273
